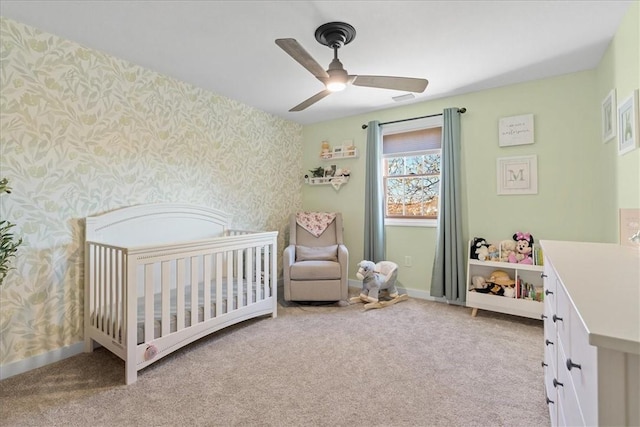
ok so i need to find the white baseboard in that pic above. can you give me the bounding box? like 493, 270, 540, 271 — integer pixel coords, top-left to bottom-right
0, 341, 84, 381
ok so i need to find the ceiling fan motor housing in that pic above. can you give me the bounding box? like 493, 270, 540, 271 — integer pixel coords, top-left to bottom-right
315, 22, 356, 49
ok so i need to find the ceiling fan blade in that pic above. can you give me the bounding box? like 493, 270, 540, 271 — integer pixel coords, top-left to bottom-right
352, 75, 429, 93
290, 90, 332, 112
275, 38, 329, 79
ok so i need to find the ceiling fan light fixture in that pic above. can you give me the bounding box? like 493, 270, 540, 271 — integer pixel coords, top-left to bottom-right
327, 80, 346, 92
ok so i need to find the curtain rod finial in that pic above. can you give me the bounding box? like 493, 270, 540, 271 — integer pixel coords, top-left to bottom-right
459, 107, 467, 113
362, 124, 368, 129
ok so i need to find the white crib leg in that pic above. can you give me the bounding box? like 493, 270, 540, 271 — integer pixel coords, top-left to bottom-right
125, 362, 137, 385
84, 338, 94, 353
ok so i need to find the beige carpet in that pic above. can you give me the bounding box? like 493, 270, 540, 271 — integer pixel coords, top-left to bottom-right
0, 293, 549, 427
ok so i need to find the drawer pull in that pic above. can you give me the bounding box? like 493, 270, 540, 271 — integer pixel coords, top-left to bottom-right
541, 314, 547, 320
553, 378, 564, 388
541, 361, 548, 368
545, 339, 554, 346
566, 359, 582, 371
546, 397, 554, 405
552, 314, 563, 323
545, 289, 553, 296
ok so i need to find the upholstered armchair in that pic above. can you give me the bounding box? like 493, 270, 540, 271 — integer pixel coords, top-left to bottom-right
283, 212, 349, 302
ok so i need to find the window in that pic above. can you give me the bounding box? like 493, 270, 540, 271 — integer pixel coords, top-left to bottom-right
382, 117, 443, 227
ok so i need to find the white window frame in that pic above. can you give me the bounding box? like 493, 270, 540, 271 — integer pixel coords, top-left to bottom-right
382, 115, 443, 228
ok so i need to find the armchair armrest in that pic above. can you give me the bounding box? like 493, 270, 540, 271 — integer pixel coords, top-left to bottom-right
283, 244, 296, 265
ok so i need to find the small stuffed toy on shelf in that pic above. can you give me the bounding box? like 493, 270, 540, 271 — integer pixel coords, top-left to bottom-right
470, 237, 489, 261
508, 232, 534, 264
499, 239, 516, 262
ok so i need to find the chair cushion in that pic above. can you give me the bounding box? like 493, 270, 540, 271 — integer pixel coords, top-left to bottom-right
290, 260, 341, 280
295, 245, 338, 262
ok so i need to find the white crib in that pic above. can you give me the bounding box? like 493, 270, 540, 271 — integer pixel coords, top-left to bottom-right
84, 203, 278, 384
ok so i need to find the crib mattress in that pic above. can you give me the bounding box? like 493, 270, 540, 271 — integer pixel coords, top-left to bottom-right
92, 280, 260, 345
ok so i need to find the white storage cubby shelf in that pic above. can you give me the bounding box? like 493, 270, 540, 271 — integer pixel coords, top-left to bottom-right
466, 239, 544, 320
320, 148, 358, 160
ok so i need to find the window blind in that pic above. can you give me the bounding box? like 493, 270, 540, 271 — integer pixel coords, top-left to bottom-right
382, 127, 442, 155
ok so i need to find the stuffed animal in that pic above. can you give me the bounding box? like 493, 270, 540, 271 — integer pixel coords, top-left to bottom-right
508, 232, 534, 265
470, 237, 489, 260
471, 275, 488, 289
356, 260, 399, 303
499, 240, 516, 262
476, 246, 490, 261
503, 286, 516, 298
487, 244, 499, 262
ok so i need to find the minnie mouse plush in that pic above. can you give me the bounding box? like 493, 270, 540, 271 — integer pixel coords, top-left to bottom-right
508, 232, 534, 264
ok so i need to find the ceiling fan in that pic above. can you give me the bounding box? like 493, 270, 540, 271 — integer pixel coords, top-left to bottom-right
276, 22, 429, 112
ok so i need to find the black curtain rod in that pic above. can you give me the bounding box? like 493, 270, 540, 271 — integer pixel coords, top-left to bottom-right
361, 107, 467, 129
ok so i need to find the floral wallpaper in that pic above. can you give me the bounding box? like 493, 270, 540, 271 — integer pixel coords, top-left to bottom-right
0, 17, 303, 366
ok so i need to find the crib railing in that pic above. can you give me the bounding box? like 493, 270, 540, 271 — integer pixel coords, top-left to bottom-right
85, 231, 277, 352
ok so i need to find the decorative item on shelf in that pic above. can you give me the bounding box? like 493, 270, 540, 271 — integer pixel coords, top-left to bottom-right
304, 165, 350, 190
508, 232, 534, 264
321, 140, 331, 159
469, 237, 489, 261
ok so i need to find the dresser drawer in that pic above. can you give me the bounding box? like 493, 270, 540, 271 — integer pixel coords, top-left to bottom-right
554, 283, 570, 350
542, 261, 557, 308
568, 312, 598, 425
557, 340, 586, 426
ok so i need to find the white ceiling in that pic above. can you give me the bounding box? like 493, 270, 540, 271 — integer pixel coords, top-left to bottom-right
0, 1, 633, 125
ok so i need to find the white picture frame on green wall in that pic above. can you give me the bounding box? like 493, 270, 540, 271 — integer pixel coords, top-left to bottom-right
498, 114, 534, 147
601, 89, 616, 143
497, 155, 538, 195
617, 89, 639, 155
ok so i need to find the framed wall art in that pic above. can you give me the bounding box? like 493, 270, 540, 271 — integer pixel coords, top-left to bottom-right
497, 155, 538, 195
617, 89, 639, 155
498, 114, 534, 147
601, 89, 616, 143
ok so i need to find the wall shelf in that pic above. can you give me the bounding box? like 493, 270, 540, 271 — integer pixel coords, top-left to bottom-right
304, 175, 349, 191
320, 148, 358, 160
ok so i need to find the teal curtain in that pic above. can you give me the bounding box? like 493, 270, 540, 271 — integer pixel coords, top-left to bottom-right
364, 120, 385, 262
430, 108, 465, 303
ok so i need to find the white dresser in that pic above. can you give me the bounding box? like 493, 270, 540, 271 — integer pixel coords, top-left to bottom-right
541, 240, 640, 426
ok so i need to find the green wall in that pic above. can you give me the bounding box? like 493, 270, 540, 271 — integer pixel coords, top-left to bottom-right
302, 3, 639, 296
596, 1, 640, 210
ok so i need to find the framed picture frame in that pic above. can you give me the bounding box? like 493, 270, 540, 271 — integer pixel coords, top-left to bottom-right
497, 155, 538, 195
601, 89, 616, 143
617, 89, 639, 156
498, 114, 534, 147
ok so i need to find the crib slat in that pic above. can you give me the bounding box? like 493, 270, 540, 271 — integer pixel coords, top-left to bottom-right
176, 258, 185, 331
215, 252, 223, 317
203, 254, 212, 321
226, 251, 233, 313
90, 245, 97, 330
236, 249, 243, 309
263, 245, 270, 298
98, 245, 105, 331
161, 261, 171, 337
190, 256, 198, 326
246, 248, 253, 305
144, 264, 154, 343
255, 246, 262, 301
116, 250, 123, 344
110, 247, 117, 336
